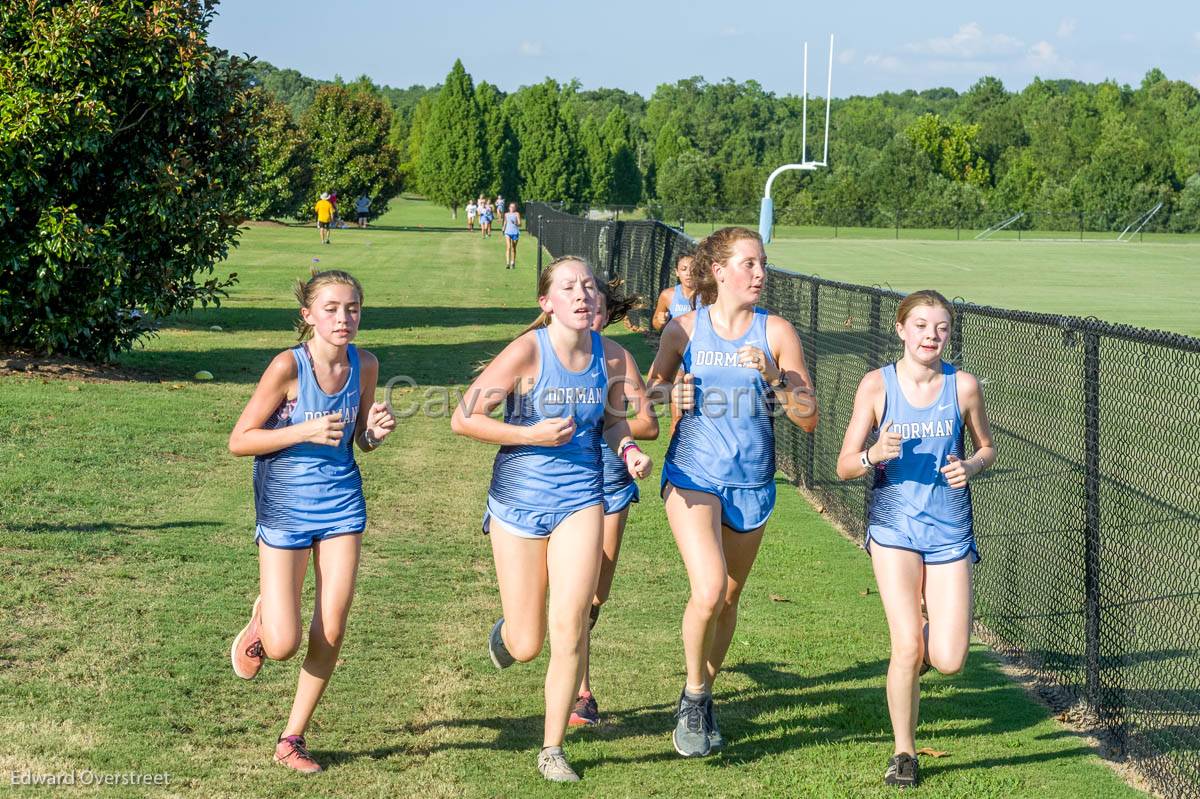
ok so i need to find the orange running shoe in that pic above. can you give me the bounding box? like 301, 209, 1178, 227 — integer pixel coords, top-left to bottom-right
230, 596, 265, 680
274, 735, 322, 774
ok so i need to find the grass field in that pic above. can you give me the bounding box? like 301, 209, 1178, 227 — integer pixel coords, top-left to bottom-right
0, 197, 1152, 797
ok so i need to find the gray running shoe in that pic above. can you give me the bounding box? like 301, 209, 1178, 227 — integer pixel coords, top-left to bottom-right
884, 753, 920, 787
488, 618, 514, 669
705, 697, 724, 750
672, 690, 712, 758
537, 746, 580, 782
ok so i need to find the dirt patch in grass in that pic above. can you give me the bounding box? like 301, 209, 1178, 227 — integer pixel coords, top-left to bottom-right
0, 351, 160, 383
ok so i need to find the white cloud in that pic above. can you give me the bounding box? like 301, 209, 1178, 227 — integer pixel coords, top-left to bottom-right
905, 22, 1023, 58
837, 48, 856, 65
864, 54, 902, 72
1057, 18, 1077, 38
1027, 40, 1059, 67
720, 25, 743, 37
518, 40, 542, 57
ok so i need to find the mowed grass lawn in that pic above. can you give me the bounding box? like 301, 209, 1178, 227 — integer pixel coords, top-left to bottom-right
684, 225, 1200, 338
0, 199, 1146, 798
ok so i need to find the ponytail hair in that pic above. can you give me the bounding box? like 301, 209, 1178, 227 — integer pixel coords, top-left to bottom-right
294, 268, 363, 341
596, 278, 640, 328
691, 226, 762, 307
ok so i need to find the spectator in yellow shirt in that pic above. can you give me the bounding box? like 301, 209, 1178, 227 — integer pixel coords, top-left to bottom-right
315, 193, 334, 245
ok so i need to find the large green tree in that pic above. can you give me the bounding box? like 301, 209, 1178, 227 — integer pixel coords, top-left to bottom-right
601, 107, 642, 206
0, 0, 258, 359
417, 60, 487, 217
301, 84, 400, 218
246, 90, 314, 220
509, 80, 586, 203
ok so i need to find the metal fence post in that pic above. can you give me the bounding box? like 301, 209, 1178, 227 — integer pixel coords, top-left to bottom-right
1083, 331, 1103, 718
868, 294, 883, 370
536, 215, 544, 279
803, 282, 819, 486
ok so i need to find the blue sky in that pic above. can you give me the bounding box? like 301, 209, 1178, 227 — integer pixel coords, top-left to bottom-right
209, 1, 1200, 98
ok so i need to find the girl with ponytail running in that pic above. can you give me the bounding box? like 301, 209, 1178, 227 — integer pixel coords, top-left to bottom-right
451, 256, 653, 783
837, 289, 995, 788
645, 227, 818, 758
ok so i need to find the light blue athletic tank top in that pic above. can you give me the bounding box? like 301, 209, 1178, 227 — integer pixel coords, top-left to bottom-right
665, 307, 776, 488
503, 211, 520, 235
668, 284, 697, 320
254, 344, 365, 531
868, 361, 973, 535
489, 327, 608, 511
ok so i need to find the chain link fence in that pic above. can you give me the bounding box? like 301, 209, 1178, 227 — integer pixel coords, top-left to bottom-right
528, 202, 1200, 799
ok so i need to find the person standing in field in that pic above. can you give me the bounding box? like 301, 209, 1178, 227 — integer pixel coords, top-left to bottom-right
355, 194, 371, 229
503, 203, 522, 269
653, 248, 701, 434
466, 198, 478, 231
569, 282, 658, 727
227, 269, 396, 774
836, 289, 995, 789
314, 193, 334, 245
451, 256, 652, 783
645, 226, 818, 758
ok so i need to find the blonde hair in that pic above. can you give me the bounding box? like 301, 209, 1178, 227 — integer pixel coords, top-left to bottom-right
293, 269, 364, 341
691, 226, 763, 306
896, 289, 954, 327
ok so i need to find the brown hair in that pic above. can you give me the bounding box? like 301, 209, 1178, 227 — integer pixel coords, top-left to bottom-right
293, 269, 364, 341
896, 289, 954, 327
596, 278, 641, 328
691, 226, 763, 306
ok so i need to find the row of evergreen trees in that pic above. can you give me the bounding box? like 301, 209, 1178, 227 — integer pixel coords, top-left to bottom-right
250, 60, 1200, 231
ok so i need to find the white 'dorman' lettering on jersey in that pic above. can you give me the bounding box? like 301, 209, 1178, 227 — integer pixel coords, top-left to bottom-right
692, 350, 745, 368
893, 418, 954, 440
303, 405, 359, 425
541, 386, 605, 405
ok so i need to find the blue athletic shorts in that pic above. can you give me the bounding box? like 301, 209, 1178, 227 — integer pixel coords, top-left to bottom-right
603, 482, 639, 515
506, 232, 519, 242
661, 462, 775, 533
255, 523, 362, 550
866, 523, 980, 565
483, 496, 603, 539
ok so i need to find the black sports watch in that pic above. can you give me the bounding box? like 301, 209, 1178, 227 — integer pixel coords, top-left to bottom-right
769, 372, 789, 391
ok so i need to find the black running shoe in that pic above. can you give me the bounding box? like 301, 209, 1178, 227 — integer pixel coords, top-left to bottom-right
884, 753, 920, 787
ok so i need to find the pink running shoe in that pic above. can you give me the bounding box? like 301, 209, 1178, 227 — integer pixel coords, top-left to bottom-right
568, 691, 599, 726
274, 734, 322, 774
230, 596, 265, 680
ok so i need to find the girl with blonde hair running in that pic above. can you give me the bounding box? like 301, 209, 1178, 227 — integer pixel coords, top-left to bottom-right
452, 256, 653, 782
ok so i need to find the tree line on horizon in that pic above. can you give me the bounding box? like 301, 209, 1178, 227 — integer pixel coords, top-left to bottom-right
251, 59, 1200, 231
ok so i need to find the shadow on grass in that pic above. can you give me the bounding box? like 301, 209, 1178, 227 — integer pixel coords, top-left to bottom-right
164, 306, 538, 333
121, 338, 520, 386
3, 520, 221, 535
318, 654, 1102, 777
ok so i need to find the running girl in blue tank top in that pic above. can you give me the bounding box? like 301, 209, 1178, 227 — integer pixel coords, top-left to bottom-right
569, 283, 659, 728
503, 203, 522, 269
451, 256, 652, 783
837, 289, 996, 789
646, 227, 819, 758
226, 270, 396, 774
652, 249, 700, 331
